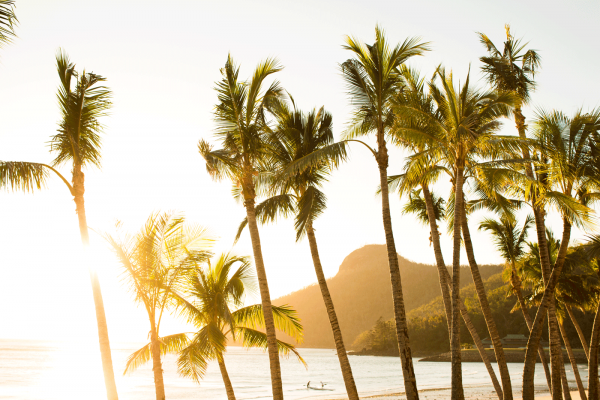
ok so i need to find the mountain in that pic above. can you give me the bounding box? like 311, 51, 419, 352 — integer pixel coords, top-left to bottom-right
273, 244, 502, 349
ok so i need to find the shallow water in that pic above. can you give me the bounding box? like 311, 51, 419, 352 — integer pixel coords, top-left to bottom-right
0, 339, 585, 399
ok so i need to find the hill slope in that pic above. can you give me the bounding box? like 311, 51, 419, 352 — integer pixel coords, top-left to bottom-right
273, 244, 502, 348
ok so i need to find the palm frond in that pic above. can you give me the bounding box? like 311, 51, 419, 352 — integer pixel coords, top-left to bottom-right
0, 0, 17, 48
0, 161, 49, 192
235, 326, 306, 367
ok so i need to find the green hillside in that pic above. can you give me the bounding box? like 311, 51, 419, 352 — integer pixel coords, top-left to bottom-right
353, 273, 596, 355
273, 244, 502, 348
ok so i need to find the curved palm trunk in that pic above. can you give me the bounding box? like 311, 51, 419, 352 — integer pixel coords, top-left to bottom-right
421, 185, 452, 332
72, 165, 119, 400
451, 168, 465, 400
588, 302, 600, 400
559, 320, 586, 400
217, 354, 236, 400
422, 185, 502, 399
149, 322, 166, 400
522, 218, 571, 400
306, 222, 359, 400
376, 141, 419, 400
509, 270, 552, 390
566, 306, 589, 359
460, 210, 512, 400
244, 200, 284, 400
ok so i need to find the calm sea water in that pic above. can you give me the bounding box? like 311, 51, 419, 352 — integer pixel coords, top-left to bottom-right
0, 339, 584, 399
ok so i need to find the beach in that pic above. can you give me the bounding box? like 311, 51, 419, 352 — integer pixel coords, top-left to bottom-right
1, 339, 585, 400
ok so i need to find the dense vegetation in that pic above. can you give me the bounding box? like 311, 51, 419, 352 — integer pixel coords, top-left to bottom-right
354, 273, 596, 355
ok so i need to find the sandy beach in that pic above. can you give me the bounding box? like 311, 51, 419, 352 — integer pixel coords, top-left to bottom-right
357, 386, 583, 400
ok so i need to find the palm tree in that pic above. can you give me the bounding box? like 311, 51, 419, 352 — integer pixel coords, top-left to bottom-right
103, 212, 212, 400
519, 108, 599, 399
0, 51, 119, 400
171, 253, 304, 400
400, 188, 503, 399
519, 237, 600, 400
476, 27, 575, 399
479, 214, 553, 389
393, 66, 517, 400
336, 26, 429, 400
234, 101, 360, 399
198, 55, 287, 400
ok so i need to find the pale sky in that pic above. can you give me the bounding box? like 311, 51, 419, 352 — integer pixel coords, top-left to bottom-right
1, 0, 599, 344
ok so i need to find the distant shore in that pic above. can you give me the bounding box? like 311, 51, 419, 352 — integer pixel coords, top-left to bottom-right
349, 348, 588, 363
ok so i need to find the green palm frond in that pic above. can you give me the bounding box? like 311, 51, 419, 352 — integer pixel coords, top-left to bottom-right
0, 0, 17, 47
234, 194, 296, 243
279, 141, 349, 179
0, 161, 48, 192
402, 188, 445, 225
50, 49, 112, 168
295, 186, 326, 240
177, 332, 213, 383
232, 304, 303, 342
123, 333, 190, 375
235, 326, 306, 367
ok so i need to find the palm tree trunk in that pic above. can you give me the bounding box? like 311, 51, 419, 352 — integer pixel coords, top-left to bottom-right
559, 320, 587, 400
560, 359, 572, 400
422, 184, 502, 399
306, 222, 360, 400
376, 141, 419, 400
510, 269, 552, 390
566, 306, 589, 359
549, 302, 565, 399
548, 220, 573, 400
460, 209, 512, 400
588, 302, 600, 400
244, 199, 284, 400
522, 218, 571, 400
217, 354, 236, 400
149, 321, 166, 400
451, 167, 465, 400
421, 184, 452, 332
72, 165, 118, 400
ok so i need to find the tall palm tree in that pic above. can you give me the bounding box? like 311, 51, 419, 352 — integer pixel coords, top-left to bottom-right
336, 26, 429, 400
103, 212, 213, 400
1, 51, 119, 400
172, 253, 304, 400
520, 109, 599, 399
519, 237, 600, 400
235, 101, 360, 399
400, 188, 503, 399
198, 55, 287, 400
394, 66, 517, 400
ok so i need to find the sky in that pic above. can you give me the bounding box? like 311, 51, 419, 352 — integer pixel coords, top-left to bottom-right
0, 0, 599, 344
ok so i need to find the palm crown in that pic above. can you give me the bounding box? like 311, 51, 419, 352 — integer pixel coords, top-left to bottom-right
478, 25, 541, 105
171, 253, 305, 382
50, 50, 112, 168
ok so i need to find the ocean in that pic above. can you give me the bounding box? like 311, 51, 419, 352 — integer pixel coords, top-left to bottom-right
0, 339, 582, 399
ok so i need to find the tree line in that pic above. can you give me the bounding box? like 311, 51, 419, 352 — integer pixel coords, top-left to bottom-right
2, 1, 600, 400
